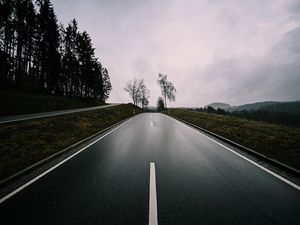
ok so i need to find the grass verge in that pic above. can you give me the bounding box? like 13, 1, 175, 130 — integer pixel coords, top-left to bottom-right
0, 90, 106, 116
169, 109, 300, 170
0, 104, 142, 180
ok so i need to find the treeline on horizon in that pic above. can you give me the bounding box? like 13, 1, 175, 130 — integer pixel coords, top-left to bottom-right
191, 106, 300, 127
0, 0, 111, 102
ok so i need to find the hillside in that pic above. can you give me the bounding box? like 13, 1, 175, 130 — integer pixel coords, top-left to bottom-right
205, 100, 300, 114
260, 101, 300, 114
206, 102, 232, 109
234, 101, 279, 111
205, 101, 281, 111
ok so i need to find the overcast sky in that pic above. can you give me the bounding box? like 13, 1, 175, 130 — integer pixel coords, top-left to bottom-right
51, 0, 300, 107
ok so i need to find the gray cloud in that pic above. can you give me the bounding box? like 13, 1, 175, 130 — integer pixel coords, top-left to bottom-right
52, 0, 300, 107
187, 27, 300, 106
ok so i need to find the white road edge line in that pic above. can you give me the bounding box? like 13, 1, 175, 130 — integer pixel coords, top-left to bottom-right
0, 117, 134, 204
0, 105, 119, 124
149, 162, 158, 225
177, 120, 300, 191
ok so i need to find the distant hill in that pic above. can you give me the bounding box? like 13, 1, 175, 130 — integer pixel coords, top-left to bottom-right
205, 101, 300, 114
206, 102, 231, 110
235, 101, 279, 111
260, 101, 300, 114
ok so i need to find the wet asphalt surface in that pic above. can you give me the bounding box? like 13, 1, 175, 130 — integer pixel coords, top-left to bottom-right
0, 113, 299, 225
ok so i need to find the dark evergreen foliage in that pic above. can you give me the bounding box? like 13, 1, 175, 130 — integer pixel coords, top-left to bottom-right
0, 0, 112, 102
157, 97, 165, 112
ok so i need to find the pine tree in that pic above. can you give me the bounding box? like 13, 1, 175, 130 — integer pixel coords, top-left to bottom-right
101, 67, 112, 102
0, 0, 15, 86
35, 0, 60, 93
76, 31, 95, 97
62, 19, 79, 97
24, 1, 36, 83
0, 0, 112, 101
15, 0, 29, 87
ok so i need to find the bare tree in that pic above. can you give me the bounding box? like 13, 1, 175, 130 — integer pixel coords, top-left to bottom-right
157, 73, 176, 108
138, 82, 150, 109
124, 78, 149, 108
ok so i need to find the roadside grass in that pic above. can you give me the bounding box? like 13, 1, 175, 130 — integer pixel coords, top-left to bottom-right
0, 104, 142, 180
169, 109, 300, 170
0, 90, 106, 116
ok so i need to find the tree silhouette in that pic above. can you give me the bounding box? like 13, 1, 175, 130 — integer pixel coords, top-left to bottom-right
124, 78, 149, 108
157, 97, 165, 112
61, 19, 78, 96
100, 67, 112, 101
0, 0, 112, 102
77, 31, 95, 97
157, 73, 176, 109
0, 0, 14, 87
35, 0, 57, 92
138, 81, 150, 109
124, 78, 143, 106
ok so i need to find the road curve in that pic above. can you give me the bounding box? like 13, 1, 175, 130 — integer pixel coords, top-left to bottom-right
0, 103, 120, 124
0, 113, 299, 225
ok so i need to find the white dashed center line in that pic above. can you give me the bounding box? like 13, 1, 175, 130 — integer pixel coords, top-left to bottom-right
149, 162, 158, 225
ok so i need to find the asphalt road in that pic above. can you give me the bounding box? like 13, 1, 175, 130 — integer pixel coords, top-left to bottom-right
0, 113, 299, 225
0, 103, 120, 124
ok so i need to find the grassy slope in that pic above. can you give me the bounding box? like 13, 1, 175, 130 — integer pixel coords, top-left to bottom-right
169, 109, 300, 170
0, 90, 106, 116
0, 104, 142, 180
